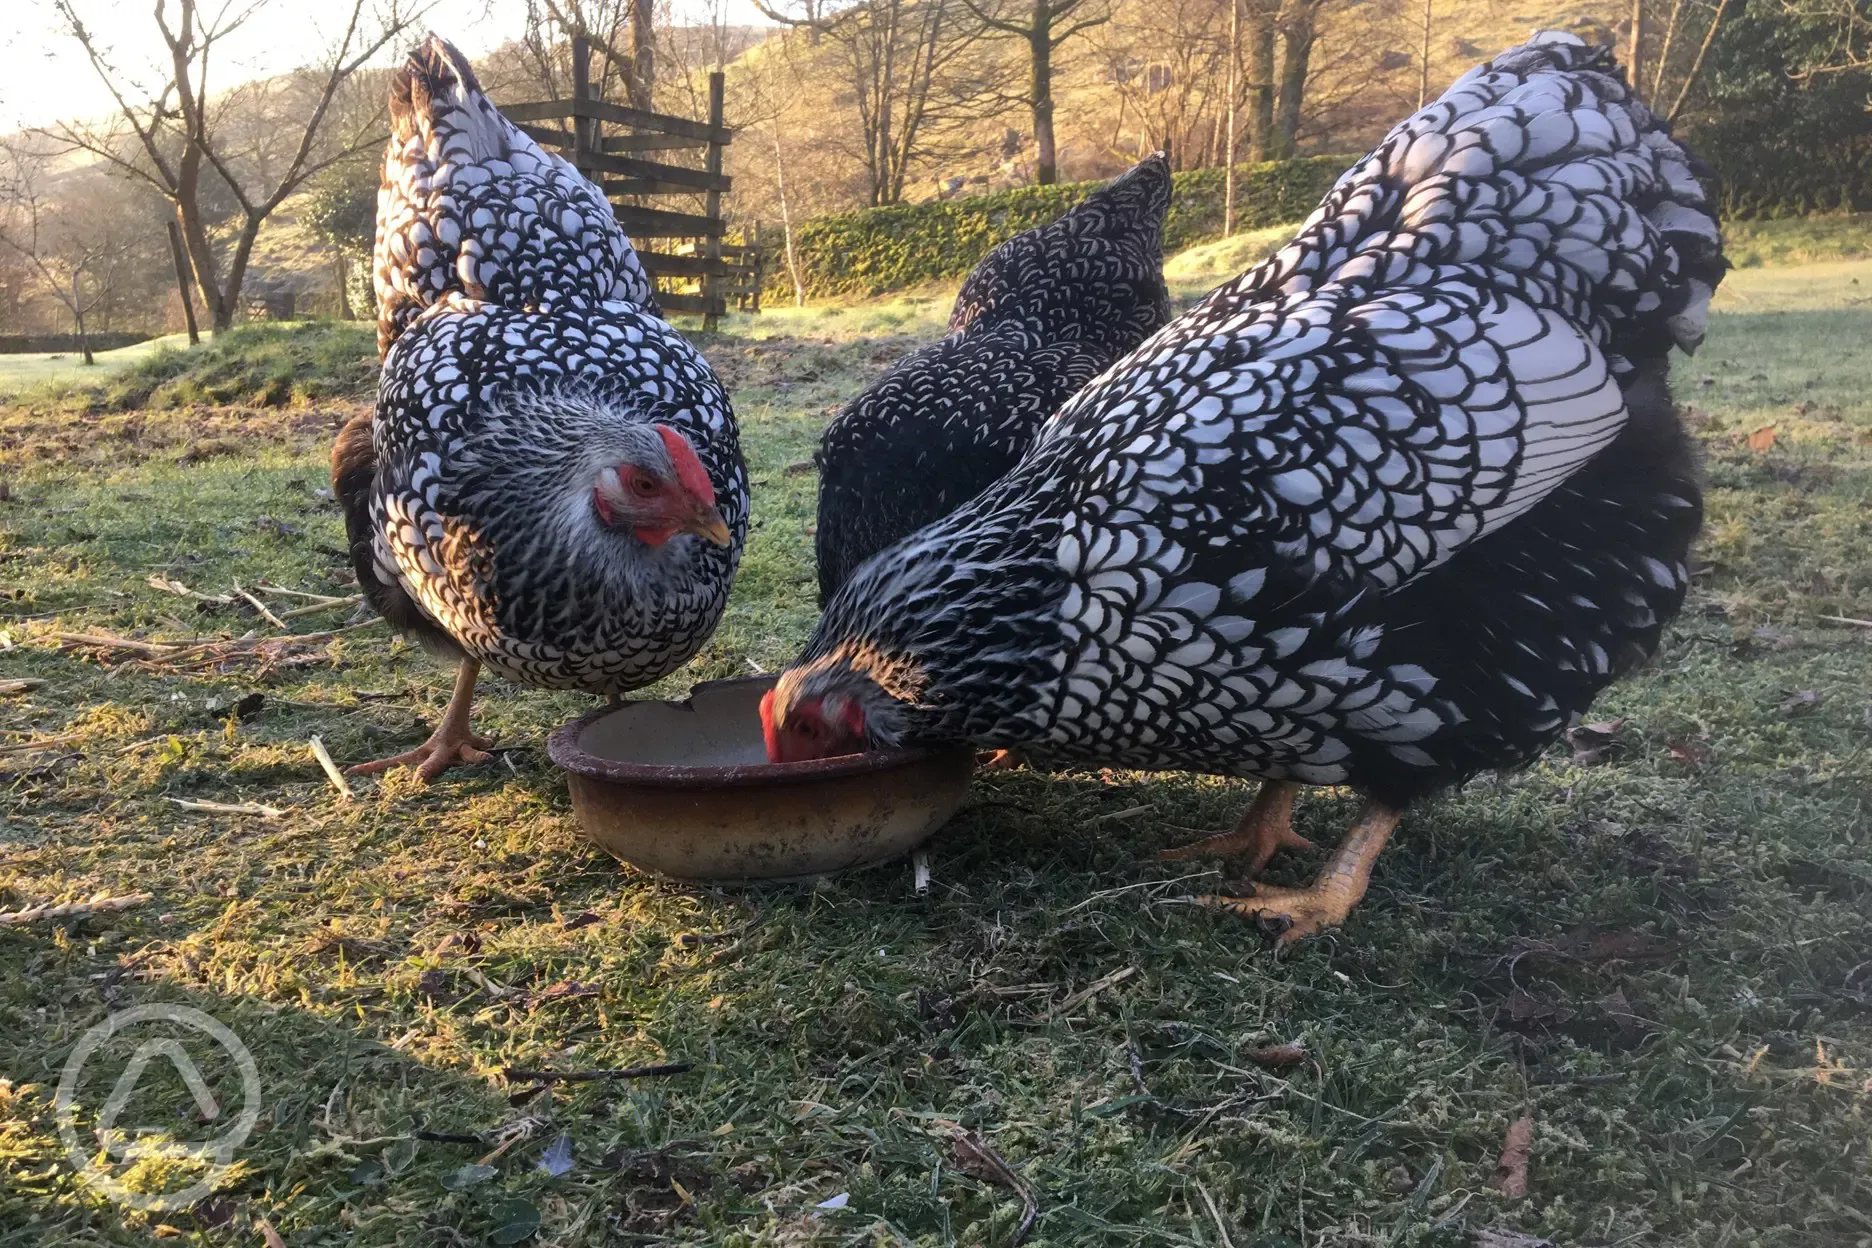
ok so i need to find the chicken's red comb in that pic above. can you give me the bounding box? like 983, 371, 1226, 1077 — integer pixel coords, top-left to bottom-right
654, 425, 717, 507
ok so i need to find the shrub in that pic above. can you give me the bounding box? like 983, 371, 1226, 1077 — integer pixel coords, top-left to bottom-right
765, 155, 1351, 301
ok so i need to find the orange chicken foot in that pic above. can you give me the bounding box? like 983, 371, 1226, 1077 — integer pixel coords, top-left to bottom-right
1194, 799, 1402, 947
1158, 780, 1312, 876
347, 659, 494, 783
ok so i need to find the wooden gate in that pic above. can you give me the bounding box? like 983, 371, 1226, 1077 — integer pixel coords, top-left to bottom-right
497, 38, 752, 328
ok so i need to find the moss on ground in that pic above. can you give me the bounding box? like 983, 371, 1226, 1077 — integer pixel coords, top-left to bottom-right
1, 261, 1868, 1246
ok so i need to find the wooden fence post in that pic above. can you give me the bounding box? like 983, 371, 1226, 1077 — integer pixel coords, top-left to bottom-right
750, 221, 764, 314
496, 59, 741, 322
570, 36, 598, 176
702, 70, 727, 332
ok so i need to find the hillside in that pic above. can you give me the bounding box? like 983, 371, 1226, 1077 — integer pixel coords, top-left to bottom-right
712, 0, 1639, 227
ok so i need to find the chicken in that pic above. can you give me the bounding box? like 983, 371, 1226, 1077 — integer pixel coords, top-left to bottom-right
761, 34, 1724, 943
333, 35, 746, 780
813, 155, 1172, 604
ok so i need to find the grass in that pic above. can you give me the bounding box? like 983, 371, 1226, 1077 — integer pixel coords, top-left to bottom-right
0, 335, 195, 398
1162, 223, 1300, 288
0, 323, 377, 414
1723, 215, 1872, 270
1, 257, 1870, 1247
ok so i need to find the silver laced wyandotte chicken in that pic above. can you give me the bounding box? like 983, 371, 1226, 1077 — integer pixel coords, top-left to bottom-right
332, 34, 747, 781
813, 155, 1172, 604
761, 33, 1725, 944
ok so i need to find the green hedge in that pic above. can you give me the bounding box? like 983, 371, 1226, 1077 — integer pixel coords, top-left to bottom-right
764, 155, 1352, 301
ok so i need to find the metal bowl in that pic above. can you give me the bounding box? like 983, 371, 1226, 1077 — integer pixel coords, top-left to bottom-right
547, 675, 974, 882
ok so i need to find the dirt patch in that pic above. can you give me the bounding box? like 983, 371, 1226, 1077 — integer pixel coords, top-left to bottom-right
0, 400, 358, 471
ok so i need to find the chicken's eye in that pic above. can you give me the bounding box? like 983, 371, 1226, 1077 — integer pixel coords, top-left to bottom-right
630, 472, 660, 497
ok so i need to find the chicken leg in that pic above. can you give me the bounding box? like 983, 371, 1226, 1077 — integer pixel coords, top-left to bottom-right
1158, 780, 1312, 876
347, 659, 495, 782
1194, 799, 1402, 947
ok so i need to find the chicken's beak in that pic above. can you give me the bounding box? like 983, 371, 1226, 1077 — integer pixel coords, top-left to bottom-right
685, 501, 733, 547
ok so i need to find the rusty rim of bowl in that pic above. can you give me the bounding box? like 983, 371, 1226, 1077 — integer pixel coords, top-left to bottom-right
547, 675, 966, 789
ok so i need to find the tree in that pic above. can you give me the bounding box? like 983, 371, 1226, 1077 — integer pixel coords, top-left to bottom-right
755, 0, 1001, 205
1245, 0, 1278, 159
41, 0, 425, 333
303, 161, 380, 320
1271, 0, 1320, 156
534, 0, 659, 108
1092, 0, 1235, 169
1681, 0, 1871, 213
960, 0, 1112, 184
1631, 0, 1647, 95
0, 142, 152, 362
1637, 0, 1739, 120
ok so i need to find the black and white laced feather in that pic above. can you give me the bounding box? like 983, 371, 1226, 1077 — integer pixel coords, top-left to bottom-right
781, 33, 1724, 805
813, 155, 1172, 602
373, 34, 658, 356
336, 34, 746, 698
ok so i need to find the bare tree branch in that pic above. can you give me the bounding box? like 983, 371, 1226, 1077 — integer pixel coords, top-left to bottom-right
1666, 0, 1734, 122
38, 0, 428, 331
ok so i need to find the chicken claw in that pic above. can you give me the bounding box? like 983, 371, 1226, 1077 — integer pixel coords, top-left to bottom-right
1192, 800, 1401, 946
345, 659, 493, 783
346, 727, 496, 782
1158, 780, 1311, 877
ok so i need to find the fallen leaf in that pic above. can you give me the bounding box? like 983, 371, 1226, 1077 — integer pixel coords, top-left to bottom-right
1243, 1041, 1307, 1068
1747, 424, 1778, 453
537, 1132, 574, 1177
1487, 1114, 1534, 1199
1545, 927, 1681, 967
430, 930, 482, 957
558, 910, 603, 931
1566, 718, 1627, 765
1598, 987, 1653, 1040
1471, 1230, 1556, 1248
417, 969, 458, 1002
784, 460, 816, 476
951, 1131, 1040, 1246
1667, 739, 1713, 767
1502, 990, 1576, 1030
524, 980, 598, 1007
442, 1162, 498, 1190
188, 1197, 236, 1228
1779, 689, 1823, 715
1584, 930, 1680, 965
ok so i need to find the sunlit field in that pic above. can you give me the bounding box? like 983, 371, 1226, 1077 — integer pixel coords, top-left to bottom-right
2, 235, 1869, 1245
